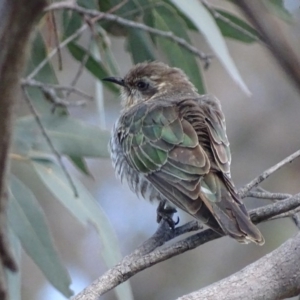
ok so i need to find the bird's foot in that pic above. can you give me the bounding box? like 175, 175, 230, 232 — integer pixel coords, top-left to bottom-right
156, 201, 179, 230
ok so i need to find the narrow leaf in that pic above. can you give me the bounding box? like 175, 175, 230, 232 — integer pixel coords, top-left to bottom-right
63, 10, 83, 40
25, 31, 65, 114
8, 175, 72, 297
32, 159, 134, 300
68, 42, 119, 94
69, 156, 93, 177
171, 0, 251, 95
12, 115, 110, 158
95, 25, 120, 76
153, 4, 205, 93
214, 9, 259, 43
127, 28, 156, 63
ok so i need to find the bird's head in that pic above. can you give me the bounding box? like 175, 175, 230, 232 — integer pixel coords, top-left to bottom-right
103, 62, 197, 108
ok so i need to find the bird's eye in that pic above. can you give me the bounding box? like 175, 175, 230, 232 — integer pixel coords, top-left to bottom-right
136, 80, 149, 91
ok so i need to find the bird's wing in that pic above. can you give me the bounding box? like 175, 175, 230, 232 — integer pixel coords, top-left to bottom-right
119, 98, 264, 244
119, 101, 213, 218
179, 96, 264, 244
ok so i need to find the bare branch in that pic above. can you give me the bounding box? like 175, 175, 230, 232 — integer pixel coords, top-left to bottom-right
246, 190, 291, 200
45, 2, 212, 68
177, 232, 300, 300
250, 193, 300, 224
238, 149, 300, 197
72, 192, 300, 300
21, 78, 93, 100
268, 207, 300, 221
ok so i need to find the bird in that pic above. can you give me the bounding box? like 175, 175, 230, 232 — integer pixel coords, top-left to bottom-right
104, 61, 264, 245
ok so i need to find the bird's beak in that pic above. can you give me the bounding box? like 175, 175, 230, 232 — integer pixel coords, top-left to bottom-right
102, 76, 125, 87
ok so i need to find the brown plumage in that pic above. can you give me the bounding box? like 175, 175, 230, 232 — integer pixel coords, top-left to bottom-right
105, 62, 264, 245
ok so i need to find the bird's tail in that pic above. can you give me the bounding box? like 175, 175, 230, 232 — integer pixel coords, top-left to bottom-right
199, 172, 265, 245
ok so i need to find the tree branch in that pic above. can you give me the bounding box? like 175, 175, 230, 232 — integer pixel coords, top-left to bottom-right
44, 2, 212, 69
238, 149, 300, 197
0, 0, 47, 298
72, 148, 300, 299
21, 78, 93, 101
72, 191, 300, 300
177, 232, 300, 300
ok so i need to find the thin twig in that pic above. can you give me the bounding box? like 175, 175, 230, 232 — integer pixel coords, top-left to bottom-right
246, 191, 291, 200
268, 207, 300, 221
27, 24, 89, 79
45, 2, 212, 65
22, 88, 79, 197
21, 78, 93, 100
247, 188, 300, 229
28, 0, 128, 80
64, 0, 127, 100
49, 8, 63, 70
65, 32, 93, 100
72, 193, 300, 300
238, 149, 300, 197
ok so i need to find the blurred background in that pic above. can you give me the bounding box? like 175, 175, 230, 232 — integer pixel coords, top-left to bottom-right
16, 0, 300, 299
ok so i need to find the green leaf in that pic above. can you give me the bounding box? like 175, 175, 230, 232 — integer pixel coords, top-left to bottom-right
127, 28, 156, 63
153, 4, 205, 94
12, 115, 110, 158
69, 156, 93, 177
214, 9, 259, 43
63, 10, 83, 40
264, 0, 293, 23
68, 42, 119, 94
95, 25, 121, 76
25, 31, 65, 114
164, 0, 198, 30
6, 228, 21, 300
77, 0, 99, 9
171, 0, 251, 96
31, 159, 134, 300
8, 175, 72, 297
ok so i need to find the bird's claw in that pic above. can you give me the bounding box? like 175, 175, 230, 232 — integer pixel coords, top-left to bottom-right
156, 201, 179, 230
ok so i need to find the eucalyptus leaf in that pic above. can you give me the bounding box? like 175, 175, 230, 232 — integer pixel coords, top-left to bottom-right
127, 28, 156, 63
214, 9, 259, 43
63, 10, 83, 40
32, 159, 134, 300
171, 0, 251, 95
12, 115, 110, 158
25, 31, 65, 114
69, 156, 93, 177
8, 175, 72, 297
95, 25, 120, 76
68, 42, 119, 94
153, 4, 205, 94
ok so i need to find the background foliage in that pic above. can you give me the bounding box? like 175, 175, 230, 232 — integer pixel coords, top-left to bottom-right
8, 0, 300, 299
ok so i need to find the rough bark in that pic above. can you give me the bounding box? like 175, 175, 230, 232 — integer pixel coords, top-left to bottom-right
0, 0, 47, 298
178, 232, 300, 300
